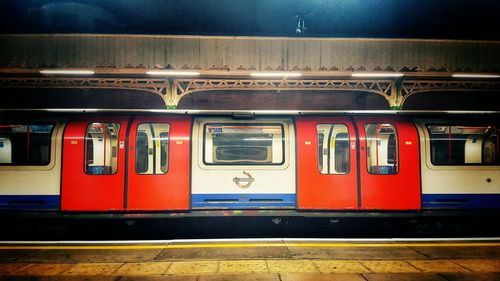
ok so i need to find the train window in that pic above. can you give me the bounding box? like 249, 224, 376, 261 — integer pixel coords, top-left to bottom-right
364, 124, 399, 175
136, 132, 148, 173
316, 124, 349, 174
135, 123, 170, 174
84, 123, 120, 175
204, 123, 284, 165
427, 125, 499, 165
0, 124, 54, 166
159, 132, 169, 173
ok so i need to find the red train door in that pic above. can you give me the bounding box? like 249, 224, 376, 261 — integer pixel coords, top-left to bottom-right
296, 116, 359, 210
126, 115, 191, 211
61, 117, 129, 211
354, 116, 421, 210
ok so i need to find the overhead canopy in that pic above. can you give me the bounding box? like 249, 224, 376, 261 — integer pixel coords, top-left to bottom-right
1, 34, 499, 73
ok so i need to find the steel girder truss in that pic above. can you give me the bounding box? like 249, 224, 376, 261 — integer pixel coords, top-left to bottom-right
401, 80, 500, 105
172, 79, 394, 105
1, 76, 499, 109
0, 76, 172, 106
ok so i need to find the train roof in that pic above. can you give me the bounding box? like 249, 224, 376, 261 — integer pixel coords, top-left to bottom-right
1, 109, 499, 116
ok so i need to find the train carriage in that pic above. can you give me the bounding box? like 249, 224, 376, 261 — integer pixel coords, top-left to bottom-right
0, 110, 499, 214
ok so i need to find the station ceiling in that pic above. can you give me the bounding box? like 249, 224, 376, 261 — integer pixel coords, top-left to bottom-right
1, 0, 500, 40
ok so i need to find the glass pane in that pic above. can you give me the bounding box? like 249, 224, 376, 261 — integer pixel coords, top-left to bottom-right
317, 132, 325, 173
85, 123, 120, 175
334, 132, 350, 173
135, 123, 170, 174
428, 125, 499, 165
316, 124, 349, 174
365, 124, 398, 175
0, 124, 54, 165
135, 132, 148, 173
159, 132, 169, 173
204, 124, 284, 165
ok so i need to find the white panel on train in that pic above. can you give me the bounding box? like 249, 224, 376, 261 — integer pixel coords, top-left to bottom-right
416, 121, 500, 209
0, 123, 64, 210
191, 118, 296, 209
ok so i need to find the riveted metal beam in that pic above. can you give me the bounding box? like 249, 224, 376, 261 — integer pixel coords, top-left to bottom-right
172, 78, 395, 105
0, 77, 172, 107
1, 76, 500, 109
400, 80, 500, 106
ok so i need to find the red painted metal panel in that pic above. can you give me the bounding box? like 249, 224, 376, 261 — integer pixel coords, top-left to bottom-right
61, 117, 128, 211
296, 116, 358, 210
354, 116, 421, 210
127, 116, 191, 211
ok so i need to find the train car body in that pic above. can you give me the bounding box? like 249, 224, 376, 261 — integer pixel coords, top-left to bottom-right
0, 111, 499, 216
0, 122, 64, 209
191, 117, 296, 209
415, 119, 500, 209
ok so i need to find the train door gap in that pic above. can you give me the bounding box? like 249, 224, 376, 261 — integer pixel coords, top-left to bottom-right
349, 116, 362, 209
123, 115, 135, 210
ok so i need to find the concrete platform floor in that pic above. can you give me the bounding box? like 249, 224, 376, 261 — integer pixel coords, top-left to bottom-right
0, 240, 499, 280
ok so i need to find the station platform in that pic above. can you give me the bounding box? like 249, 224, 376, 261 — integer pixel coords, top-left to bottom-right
0, 239, 499, 280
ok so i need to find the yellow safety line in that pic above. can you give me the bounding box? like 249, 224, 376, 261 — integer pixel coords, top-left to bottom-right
1, 242, 500, 250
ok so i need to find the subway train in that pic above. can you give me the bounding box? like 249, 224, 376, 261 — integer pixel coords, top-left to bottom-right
0, 110, 499, 215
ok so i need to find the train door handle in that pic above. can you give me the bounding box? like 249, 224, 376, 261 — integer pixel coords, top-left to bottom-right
233, 171, 255, 189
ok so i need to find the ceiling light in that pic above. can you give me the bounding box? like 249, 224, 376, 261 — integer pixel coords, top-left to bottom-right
452, 74, 500, 78
146, 70, 200, 76
351, 72, 404, 78
250, 72, 303, 77
40, 69, 95, 75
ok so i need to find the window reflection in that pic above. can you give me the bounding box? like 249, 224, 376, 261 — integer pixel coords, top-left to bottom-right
204, 124, 284, 165
316, 124, 349, 174
135, 123, 170, 174
428, 125, 499, 165
364, 124, 398, 175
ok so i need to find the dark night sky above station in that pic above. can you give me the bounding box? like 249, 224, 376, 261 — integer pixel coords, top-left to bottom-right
1, 0, 500, 40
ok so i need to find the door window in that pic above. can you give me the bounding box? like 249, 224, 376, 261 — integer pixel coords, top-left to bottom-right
84, 123, 120, 175
364, 124, 399, 174
316, 124, 349, 174
135, 123, 170, 174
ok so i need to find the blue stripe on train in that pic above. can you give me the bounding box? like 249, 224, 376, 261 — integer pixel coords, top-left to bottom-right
0, 195, 60, 210
422, 194, 500, 209
2, 194, 497, 210
192, 193, 295, 209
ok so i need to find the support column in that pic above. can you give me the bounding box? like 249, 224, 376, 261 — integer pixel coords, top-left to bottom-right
164, 77, 178, 109
389, 78, 404, 110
